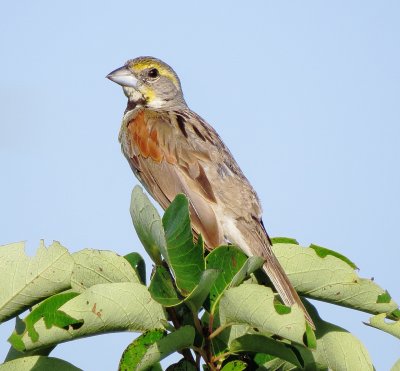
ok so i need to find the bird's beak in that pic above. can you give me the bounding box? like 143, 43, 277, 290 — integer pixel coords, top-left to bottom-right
106, 66, 138, 88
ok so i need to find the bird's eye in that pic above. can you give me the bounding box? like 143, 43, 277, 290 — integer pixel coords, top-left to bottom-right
148, 68, 159, 79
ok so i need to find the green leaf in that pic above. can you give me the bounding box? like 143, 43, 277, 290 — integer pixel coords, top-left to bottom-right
134, 326, 195, 370
130, 186, 164, 264
304, 321, 317, 349
273, 302, 291, 315
9, 292, 81, 350
162, 194, 204, 295
211, 323, 251, 356
71, 249, 140, 292
149, 265, 182, 306
207, 302, 303, 358
391, 309, 400, 320
148, 364, 163, 371
366, 313, 400, 339
124, 252, 146, 284
229, 334, 303, 368
0, 356, 82, 371
0, 241, 74, 323
220, 360, 247, 371
184, 269, 220, 312
5, 317, 58, 362
253, 353, 273, 365
4, 344, 55, 364
309, 243, 357, 269
219, 285, 307, 345
255, 356, 297, 371
119, 329, 165, 371
149, 266, 219, 311
230, 256, 264, 287
253, 353, 276, 368
271, 241, 399, 316
165, 359, 197, 371
376, 290, 391, 304
294, 301, 373, 370
205, 245, 263, 314
271, 237, 299, 245
9, 283, 167, 351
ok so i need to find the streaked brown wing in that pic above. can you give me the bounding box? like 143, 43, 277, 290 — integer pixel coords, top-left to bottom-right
119, 108, 224, 248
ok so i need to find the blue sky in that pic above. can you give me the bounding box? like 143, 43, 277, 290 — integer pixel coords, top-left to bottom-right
1, 1, 399, 369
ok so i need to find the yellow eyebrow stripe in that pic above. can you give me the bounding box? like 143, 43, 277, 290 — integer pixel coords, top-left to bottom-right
130, 59, 180, 89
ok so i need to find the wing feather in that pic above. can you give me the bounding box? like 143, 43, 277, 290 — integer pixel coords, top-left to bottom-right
120, 108, 224, 247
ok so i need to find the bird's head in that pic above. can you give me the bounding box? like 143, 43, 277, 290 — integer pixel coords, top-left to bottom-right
107, 56, 186, 110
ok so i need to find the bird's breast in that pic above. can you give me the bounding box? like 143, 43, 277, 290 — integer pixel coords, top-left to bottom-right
121, 110, 179, 165
129, 111, 163, 163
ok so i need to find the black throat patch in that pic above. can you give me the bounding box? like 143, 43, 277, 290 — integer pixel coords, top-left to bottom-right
125, 98, 146, 114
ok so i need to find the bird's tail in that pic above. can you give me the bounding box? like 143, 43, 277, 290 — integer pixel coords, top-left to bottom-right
253, 220, 315, 329
263, 251, 315, 329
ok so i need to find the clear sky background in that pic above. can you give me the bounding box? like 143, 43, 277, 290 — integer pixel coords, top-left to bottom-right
1, 1, 399, 370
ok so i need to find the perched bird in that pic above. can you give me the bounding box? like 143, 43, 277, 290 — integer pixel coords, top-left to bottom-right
107, 56, 313, 327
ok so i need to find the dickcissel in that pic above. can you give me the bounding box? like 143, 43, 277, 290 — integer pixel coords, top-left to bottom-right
107, 56, 313, 327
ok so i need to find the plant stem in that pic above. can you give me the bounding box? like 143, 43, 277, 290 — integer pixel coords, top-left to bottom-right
191, 308, 204, 336
160, 260, 196, 365
211, 351, 231, 363
191, 346, 208, 360
208, 313, 214, 335
166, 304, 195, 364
208, 324, 229, 340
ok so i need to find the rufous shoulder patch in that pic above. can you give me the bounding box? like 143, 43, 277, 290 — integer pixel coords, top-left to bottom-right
128, 111, 163, 163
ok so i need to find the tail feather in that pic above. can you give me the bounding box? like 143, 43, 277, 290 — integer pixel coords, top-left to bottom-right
263, 253, 315, 329
254, 220, 315, 329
